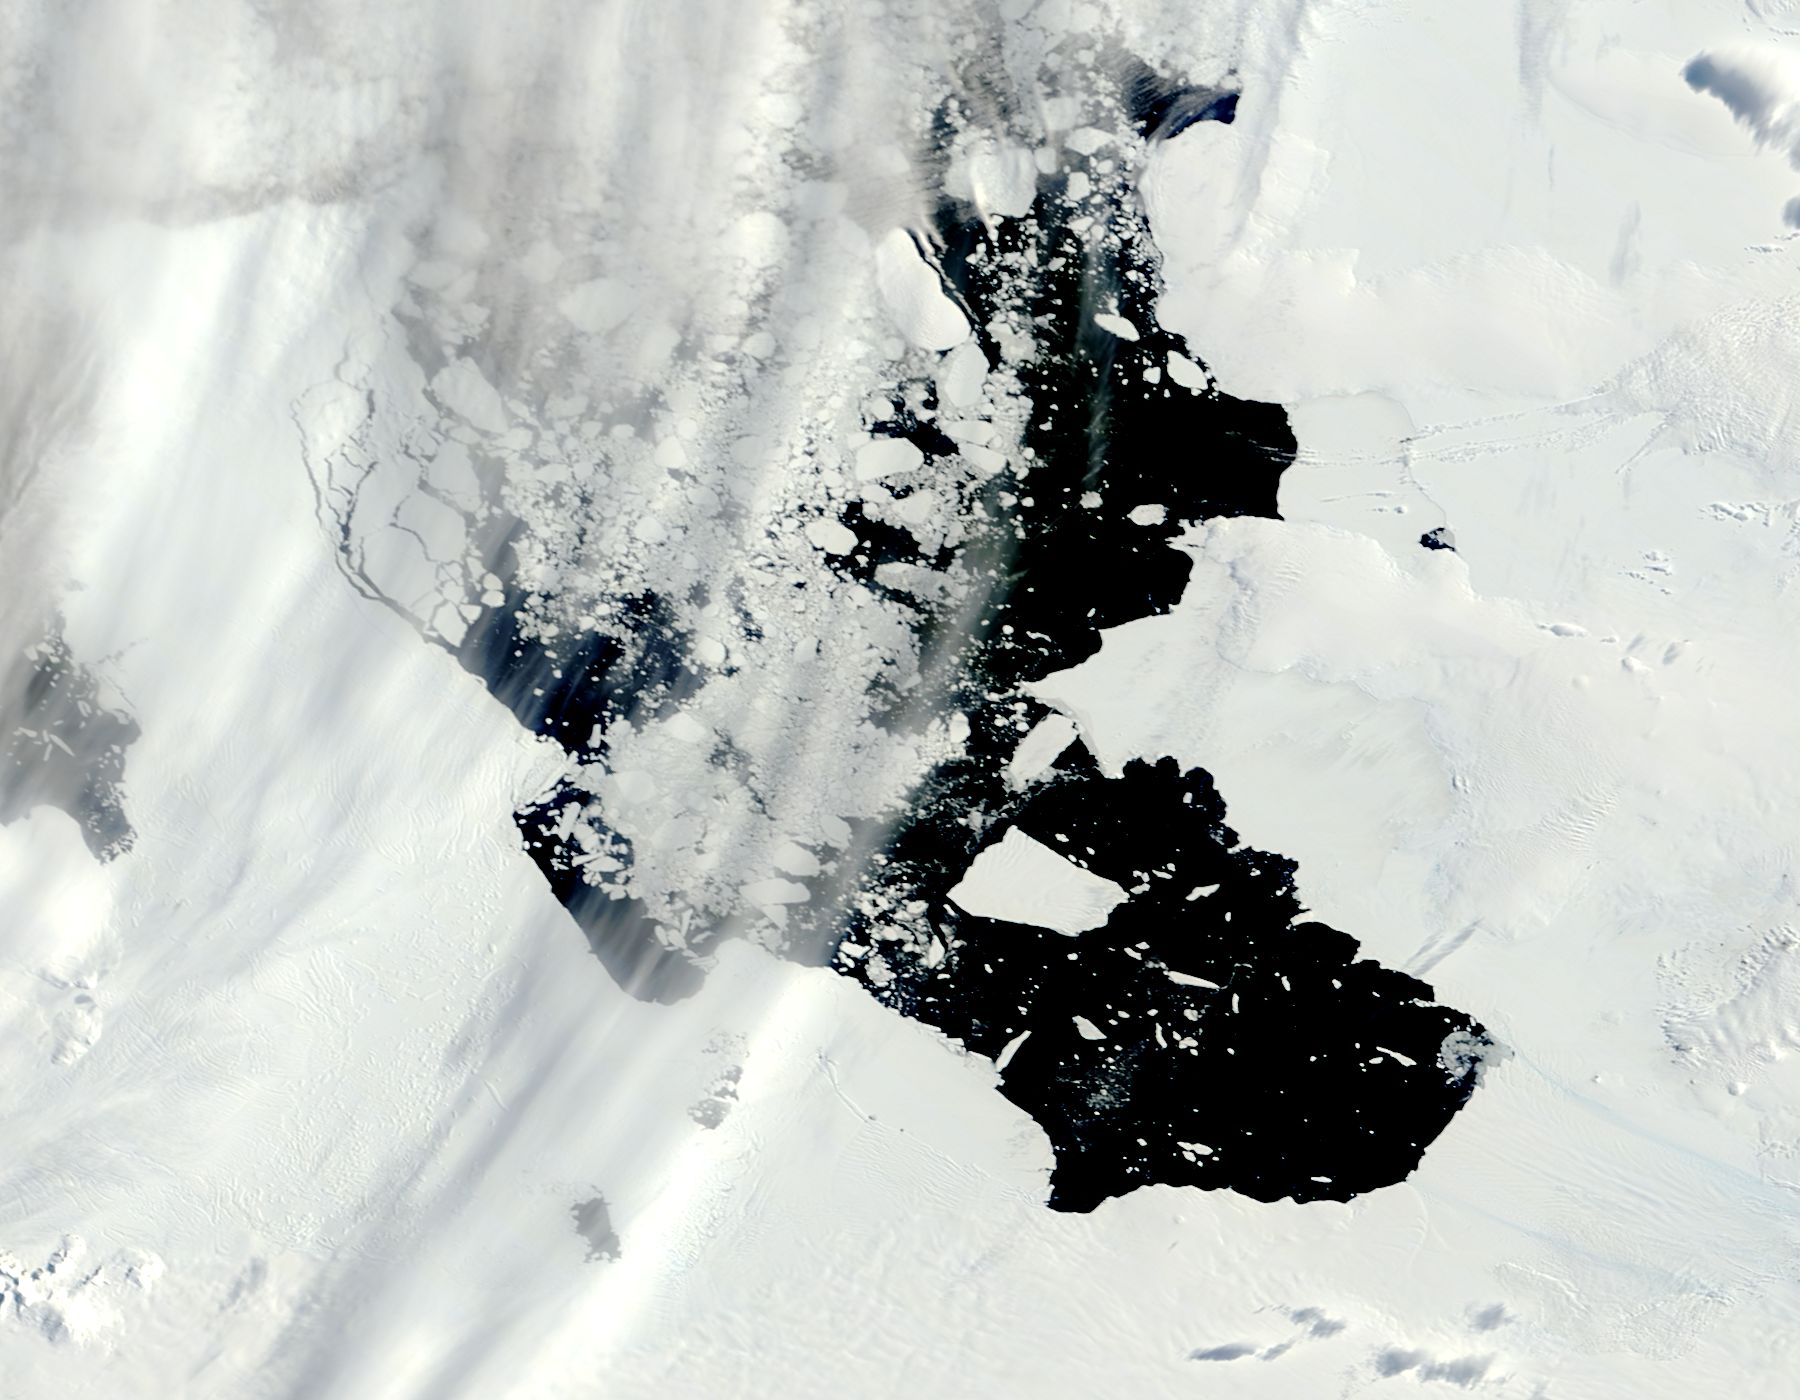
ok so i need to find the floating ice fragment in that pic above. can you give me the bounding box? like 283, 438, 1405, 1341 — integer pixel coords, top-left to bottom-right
967, 142, 1038, 220
854, 436, 925, 482
663, 712, 710, 744
742, 877, 810, 907
874, 228, 968, 350
430, 359, 508, 434
938, 342, 989, 407
1006, 713, 1078, 787
1166, 350, 1208, 390
772, 840, 822, 877
947, 827, 1128, 935
804, 518, 859, 555
960, 443, 1006, 475
995, 1029, 1031, 1071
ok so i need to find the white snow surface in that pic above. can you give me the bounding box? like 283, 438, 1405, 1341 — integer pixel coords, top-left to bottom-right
5, 0, 1800, 1397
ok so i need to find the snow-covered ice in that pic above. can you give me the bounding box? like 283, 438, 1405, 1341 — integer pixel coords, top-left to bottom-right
6, 0, 1800, 1396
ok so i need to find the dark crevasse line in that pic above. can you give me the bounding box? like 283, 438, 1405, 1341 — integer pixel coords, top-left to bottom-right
1, 619, 138, 862
824, 74, 1495, 1210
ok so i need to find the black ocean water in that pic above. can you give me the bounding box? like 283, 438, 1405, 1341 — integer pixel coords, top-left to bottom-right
444, 71, 1495, 1210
